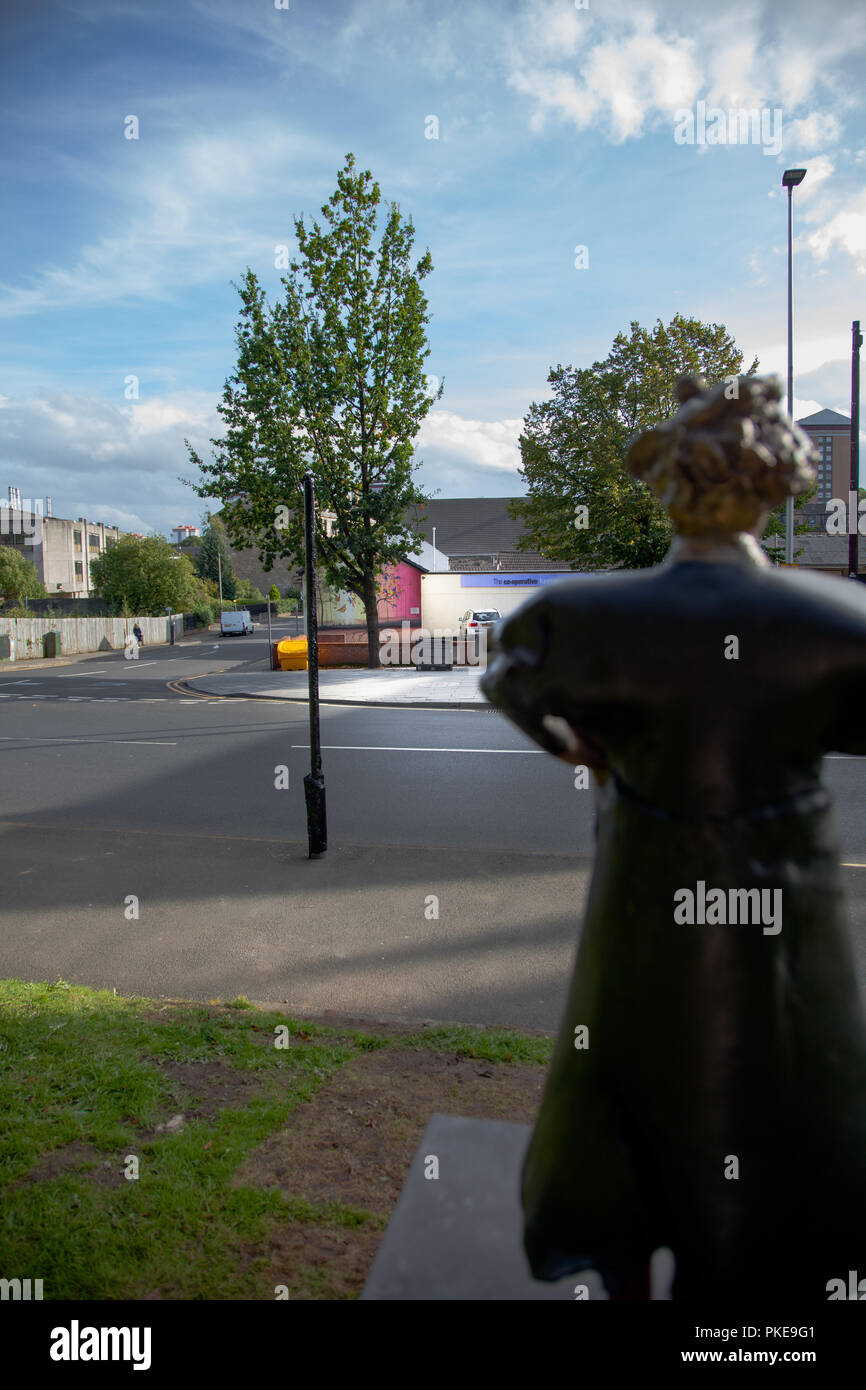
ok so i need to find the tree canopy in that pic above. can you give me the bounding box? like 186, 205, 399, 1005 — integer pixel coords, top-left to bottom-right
90, 536, 199, 614
185, 153, 439, 665
194, 515, 237, 600
511, 315, 761, 570
0, 547, 47, 601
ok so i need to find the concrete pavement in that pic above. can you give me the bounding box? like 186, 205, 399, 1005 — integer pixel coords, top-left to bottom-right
187, 665, 488, 707
0, 819, 585, 1031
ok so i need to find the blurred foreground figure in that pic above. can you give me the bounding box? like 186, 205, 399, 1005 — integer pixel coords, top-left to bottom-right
482, 375, 866, 1301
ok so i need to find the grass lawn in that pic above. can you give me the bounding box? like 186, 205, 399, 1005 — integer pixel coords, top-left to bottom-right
0, 979, 552, 1300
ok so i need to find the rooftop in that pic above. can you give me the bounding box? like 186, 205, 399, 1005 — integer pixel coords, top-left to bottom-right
797, 408, 850, 428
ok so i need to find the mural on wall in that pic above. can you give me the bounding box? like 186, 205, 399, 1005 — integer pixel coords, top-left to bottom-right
320, 586, 365, 625
319, 562, 422, 626
377, 565, 404, 620
378, 562, 422, 622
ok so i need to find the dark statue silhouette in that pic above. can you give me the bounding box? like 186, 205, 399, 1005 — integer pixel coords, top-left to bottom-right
481, 375, 866, 1301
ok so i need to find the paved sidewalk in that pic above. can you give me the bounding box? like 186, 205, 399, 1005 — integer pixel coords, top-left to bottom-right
0, 630, 210, 673
0, 821, 581, 1030
187, 665, 489, 707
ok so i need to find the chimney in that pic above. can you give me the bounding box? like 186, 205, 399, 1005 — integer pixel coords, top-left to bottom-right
45, 497, 52, 517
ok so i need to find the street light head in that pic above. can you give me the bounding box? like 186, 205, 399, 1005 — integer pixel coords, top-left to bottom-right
782, 168, 806, 187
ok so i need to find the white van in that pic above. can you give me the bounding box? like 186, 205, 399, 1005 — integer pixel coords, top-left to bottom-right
220, 610, 254, 636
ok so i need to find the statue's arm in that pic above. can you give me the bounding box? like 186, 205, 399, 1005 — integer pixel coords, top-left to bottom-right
480, 594, 608, 768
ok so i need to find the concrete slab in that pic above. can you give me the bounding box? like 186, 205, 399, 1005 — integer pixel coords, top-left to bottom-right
185, 667, 488, 707
361, 1113, 605, 1300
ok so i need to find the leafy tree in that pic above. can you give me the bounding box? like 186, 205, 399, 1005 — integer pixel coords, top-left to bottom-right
235, 578, 265, 603
511, 315, 760, 570
195, 514, 237, 600
90, 536, 198, 614
185, 153, 439, 666
0, 547, 47, 601
268, 583, 280, 602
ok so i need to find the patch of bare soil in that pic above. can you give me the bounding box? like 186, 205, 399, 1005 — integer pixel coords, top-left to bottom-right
17, 1141, 129, 1189
142, 1056, 268, 1122
233, 1219, 386, 1301
230, 1048, 545, 1297
236, 1048, 543, 1210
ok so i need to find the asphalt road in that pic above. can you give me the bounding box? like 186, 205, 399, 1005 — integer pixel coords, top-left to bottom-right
2, 625, 866, 1029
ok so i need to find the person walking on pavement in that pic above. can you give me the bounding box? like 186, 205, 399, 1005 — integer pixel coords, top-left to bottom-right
133, 623, 144, 647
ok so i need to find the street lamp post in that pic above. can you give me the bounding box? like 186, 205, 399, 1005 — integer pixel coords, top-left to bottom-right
850, 320, 863, 580
782, 167, 806, 563
303, 469, 327, 858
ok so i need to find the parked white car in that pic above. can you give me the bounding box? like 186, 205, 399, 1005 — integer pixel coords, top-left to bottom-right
220, 610, 254, 635
458, 608, 501, 635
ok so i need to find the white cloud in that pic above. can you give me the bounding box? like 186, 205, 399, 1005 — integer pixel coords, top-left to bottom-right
0, 125, 339, 319
805, 188, 866, 272
0, 389, 222, 534
508, 7, 701, 141
416, 410, 523, 475
504, 0, 863, 148
793, 156, 836, 202
786, 112, 842, 152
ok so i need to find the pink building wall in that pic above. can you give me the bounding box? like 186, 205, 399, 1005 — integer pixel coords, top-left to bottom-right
377, 561, 422, 623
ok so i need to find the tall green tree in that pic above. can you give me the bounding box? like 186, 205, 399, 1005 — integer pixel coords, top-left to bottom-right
0, 547, 47, 601
185, 153, 439, 666
90, 536, 197, 614
511, 315, 760, 570
195, 514, 237, 601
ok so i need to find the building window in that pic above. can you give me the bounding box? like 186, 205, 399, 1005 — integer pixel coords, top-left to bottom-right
74, 561, 83, 578
88, 534, 99, 548
73, 530, 82, 548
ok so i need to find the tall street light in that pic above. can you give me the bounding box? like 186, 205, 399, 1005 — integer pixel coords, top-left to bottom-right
782, 167, 806, 563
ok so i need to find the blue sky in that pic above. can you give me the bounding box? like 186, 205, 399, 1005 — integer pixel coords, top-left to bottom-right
1, 0, 864, 537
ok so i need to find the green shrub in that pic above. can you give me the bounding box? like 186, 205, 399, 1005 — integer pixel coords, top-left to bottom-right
191, 602, 216, 627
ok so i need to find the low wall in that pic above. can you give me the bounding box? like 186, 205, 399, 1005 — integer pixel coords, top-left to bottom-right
0, 614, 171, 661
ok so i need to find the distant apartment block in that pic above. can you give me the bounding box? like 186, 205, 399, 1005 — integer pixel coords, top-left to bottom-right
172, 524, 200, 544
0, 488, 121, 597
797, 408, 852, 531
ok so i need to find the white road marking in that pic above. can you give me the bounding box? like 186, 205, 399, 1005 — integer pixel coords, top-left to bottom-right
0, 736, 176, 745
114, 740, 177, 746
290, 744, 539, 753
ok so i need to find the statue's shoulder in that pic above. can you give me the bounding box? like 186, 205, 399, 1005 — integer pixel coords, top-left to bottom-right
541, 568, 658, 612
768, 567, 866, 620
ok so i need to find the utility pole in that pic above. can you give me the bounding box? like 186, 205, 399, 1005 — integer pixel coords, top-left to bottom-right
217, 551, 224, 610
303, 469, 327, 858
782, 168, 806, 563
850, 319, 863, 580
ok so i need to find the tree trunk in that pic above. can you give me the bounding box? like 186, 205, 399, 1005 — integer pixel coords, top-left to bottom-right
362, 571, 380, 668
